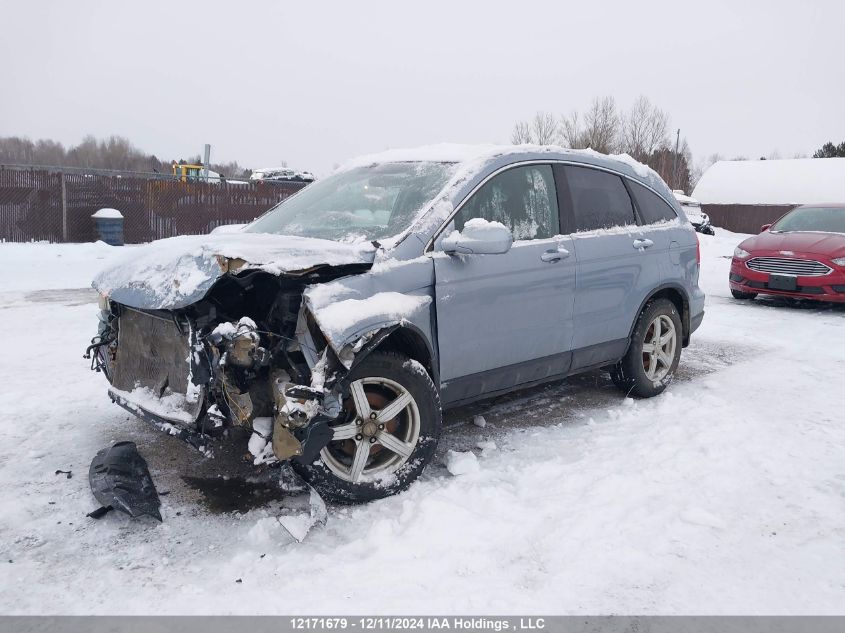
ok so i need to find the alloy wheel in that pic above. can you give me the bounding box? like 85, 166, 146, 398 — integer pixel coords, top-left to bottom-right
321, 377, 421, 483
641, 314, 677, 382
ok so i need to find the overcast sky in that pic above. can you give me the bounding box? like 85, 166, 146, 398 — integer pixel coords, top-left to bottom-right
2, 0, 842, 175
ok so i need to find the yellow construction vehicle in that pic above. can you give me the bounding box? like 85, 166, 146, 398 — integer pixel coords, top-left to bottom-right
171, 162, 215, 182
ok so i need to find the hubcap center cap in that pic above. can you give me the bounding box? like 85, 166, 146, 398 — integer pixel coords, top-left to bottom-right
362, 421, 378, 437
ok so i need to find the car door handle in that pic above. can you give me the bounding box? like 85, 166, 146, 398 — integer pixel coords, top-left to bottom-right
632, 238, 654, 250
541, 248, 570, 263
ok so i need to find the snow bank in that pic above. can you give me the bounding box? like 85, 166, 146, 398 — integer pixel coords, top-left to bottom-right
0, 241, 127, 292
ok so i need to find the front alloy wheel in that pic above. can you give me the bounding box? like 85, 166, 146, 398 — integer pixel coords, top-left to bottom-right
293, 352, 441, 503
321, 377, 421, 484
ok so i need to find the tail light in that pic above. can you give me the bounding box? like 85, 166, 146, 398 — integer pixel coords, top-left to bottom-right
696, 234, 701, 264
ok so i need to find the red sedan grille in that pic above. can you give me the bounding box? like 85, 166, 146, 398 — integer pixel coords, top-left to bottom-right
746, 257, 832, 277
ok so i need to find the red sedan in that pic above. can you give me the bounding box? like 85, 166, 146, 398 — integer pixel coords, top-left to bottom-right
729, 204, 845, 303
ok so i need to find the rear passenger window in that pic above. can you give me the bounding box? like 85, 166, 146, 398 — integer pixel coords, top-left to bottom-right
628, 181, 678, 224
454, 165, 559, 240
565, 166, 636, 232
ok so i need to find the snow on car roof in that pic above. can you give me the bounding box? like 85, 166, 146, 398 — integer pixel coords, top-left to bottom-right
333, 143, 670, 249
692, 157, 845, 205
338, 142, 657, 181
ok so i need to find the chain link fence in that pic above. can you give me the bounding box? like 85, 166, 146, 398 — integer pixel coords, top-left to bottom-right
0, 165, 308, 243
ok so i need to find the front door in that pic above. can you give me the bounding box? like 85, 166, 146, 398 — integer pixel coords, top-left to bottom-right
432, 164, 576, 404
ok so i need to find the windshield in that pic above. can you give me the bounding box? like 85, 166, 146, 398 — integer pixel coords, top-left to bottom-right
246, 161, 458, 243
770, 206, 845, 234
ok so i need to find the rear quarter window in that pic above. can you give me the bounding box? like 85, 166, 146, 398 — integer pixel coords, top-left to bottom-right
628, 181, 678, 224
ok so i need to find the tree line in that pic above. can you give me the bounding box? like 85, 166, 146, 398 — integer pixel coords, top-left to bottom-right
511, 96, 694, 192
0, 134, 252, 179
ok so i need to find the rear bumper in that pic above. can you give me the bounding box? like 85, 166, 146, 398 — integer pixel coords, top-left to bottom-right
730, 258, 845, 303
690, 310, 704, 334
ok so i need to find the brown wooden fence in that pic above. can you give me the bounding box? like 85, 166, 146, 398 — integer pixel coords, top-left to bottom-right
0, 167, 307, 243
703, 204, 796, 235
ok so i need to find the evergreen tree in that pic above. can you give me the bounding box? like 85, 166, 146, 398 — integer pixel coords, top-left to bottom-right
812, 141, 845, 158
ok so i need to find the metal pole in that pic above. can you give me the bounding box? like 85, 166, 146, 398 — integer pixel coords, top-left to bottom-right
671, 129, 680, 190
60, 172, 68, 242
202, 144, 211, 182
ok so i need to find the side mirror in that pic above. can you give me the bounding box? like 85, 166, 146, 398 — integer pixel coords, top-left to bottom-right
760, 223, 772, 233
441, 220, 513, 255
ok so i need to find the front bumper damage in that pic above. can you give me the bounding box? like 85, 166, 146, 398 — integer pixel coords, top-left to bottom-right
87, 268, 371, 468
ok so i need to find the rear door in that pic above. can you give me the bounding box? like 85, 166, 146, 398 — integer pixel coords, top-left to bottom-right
559, 164, 655, 368
433, 164, 576, 403
626, 179, 681, 277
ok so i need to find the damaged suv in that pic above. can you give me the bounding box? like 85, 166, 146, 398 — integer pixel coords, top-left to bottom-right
89, 145, 704, 503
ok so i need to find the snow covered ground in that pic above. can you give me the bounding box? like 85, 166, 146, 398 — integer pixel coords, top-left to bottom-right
1, 231, 844, 615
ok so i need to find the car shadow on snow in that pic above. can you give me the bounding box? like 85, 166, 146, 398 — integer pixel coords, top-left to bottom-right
434, 337, 759, 464
108, 339, 759, 517
750, 296, 845, 314
713, 292, 845, 316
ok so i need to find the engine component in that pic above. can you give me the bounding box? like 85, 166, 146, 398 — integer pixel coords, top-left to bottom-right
210, 317, 266, 368
272, 416, 303, 460
269, 370, 303, 459
221, 374, 254, 425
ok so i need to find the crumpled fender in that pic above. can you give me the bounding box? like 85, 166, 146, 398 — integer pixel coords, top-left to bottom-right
302, 252, 435, 366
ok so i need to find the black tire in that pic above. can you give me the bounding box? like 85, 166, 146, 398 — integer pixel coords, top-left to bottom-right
292, 351, 441, 504
610, 298, 683, 398
731, 289, 757, 300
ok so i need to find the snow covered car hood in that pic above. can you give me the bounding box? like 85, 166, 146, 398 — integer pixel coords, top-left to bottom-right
92, 233, 377, 309
741, 231, 845, 258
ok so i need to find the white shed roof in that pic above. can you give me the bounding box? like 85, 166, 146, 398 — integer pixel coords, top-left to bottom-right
692, 158, 845, 205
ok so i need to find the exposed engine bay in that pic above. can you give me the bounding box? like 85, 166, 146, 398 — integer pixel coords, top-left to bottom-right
86, 261, 374, 465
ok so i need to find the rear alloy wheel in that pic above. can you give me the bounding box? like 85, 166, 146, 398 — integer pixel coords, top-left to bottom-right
731, 289, 757, 300
610, 298, 683, 398
293, 352, 441, 504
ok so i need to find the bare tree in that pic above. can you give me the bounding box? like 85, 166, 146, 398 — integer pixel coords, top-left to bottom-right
559, 110, 584, 148
0, 134, 253, 177
531, 111, 558, 145
511, 120, 533, 144
510, 111, 558, 145
558, 96, 620, 153
582, 96, 620, 153
620, 96, 669, 161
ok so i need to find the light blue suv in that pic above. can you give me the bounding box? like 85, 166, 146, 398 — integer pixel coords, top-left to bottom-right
90, 145, 705, 503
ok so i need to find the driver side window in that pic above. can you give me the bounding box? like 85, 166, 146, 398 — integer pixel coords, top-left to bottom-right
453, 165, 560, 240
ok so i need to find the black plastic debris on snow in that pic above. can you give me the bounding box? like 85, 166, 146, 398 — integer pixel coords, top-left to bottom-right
88, 441, 162, 521
55, 469, 72, 479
